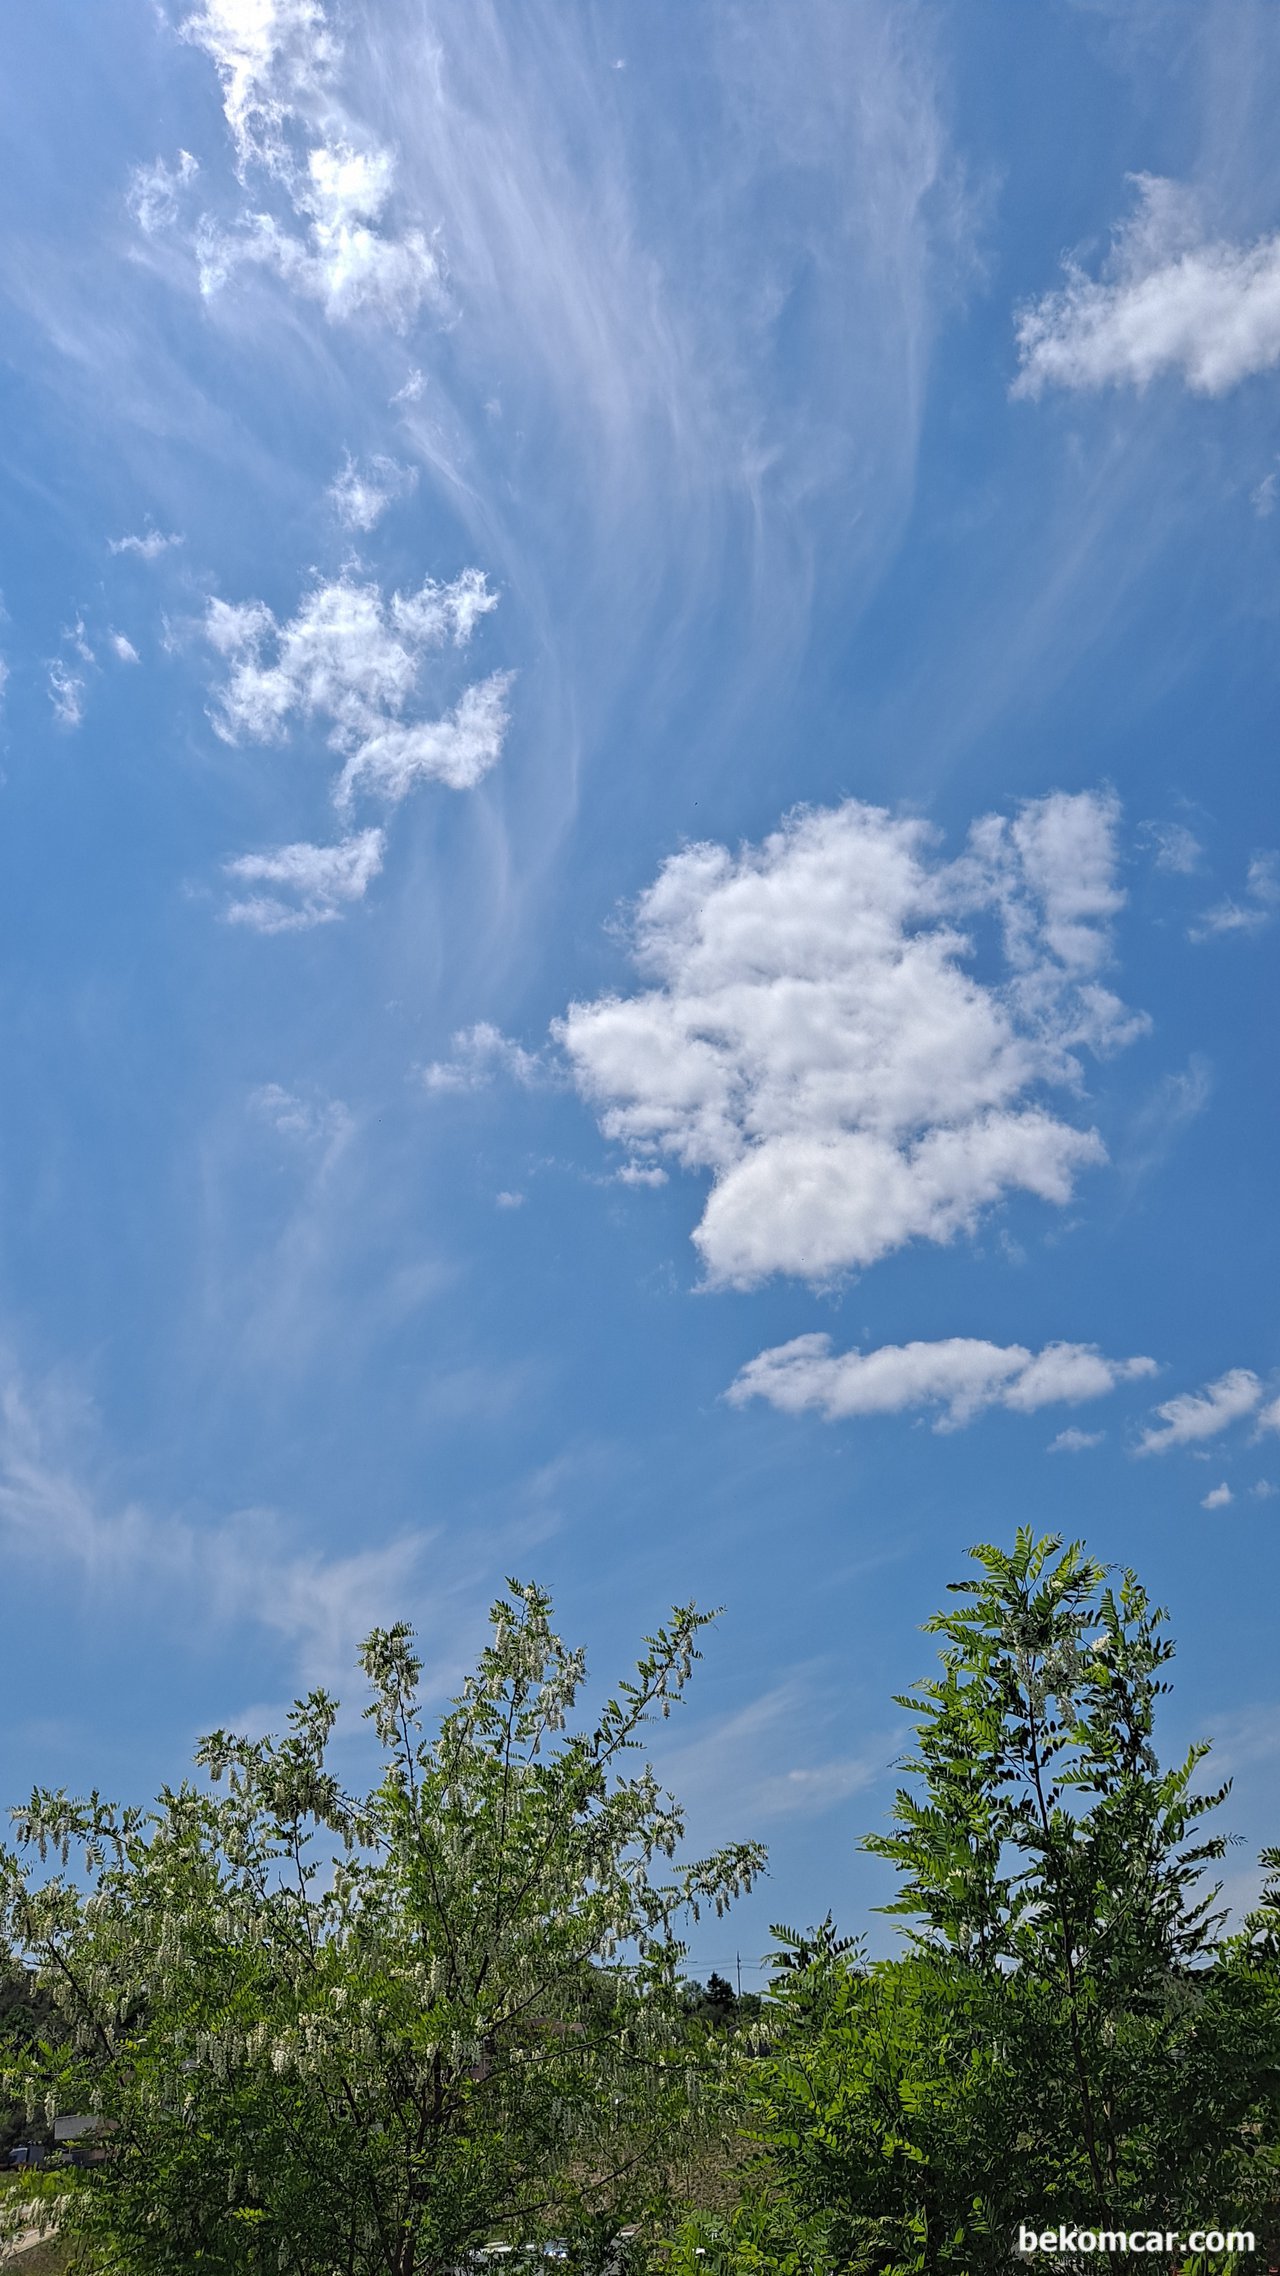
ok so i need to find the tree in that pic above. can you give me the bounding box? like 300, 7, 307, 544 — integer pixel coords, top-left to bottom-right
0, 1581, 764, 2275
687, 1533, 1280, 2275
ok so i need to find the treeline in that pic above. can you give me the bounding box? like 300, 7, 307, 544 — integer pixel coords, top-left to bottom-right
1, 1534, 1278, 2274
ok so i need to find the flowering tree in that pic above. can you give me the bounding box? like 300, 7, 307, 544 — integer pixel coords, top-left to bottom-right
0, 1582, 764, 2275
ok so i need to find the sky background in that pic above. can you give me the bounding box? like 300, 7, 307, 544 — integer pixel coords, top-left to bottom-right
1, 0, 1278, 1976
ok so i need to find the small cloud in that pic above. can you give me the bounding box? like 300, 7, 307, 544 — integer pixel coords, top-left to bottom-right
109, 529, 184, 560
1202, 1482, 1233, 1509
1049, 1426, 1104, 1453
423, 1023, 544, 1092
495, 1190, 525, 1210
1258, 1394, 1280, 1436
327, 452, 418, 533
1140, 819, 1202, 875
128, 150, 198, 235
1136, 1367, 1262, 1454
615, 1162, 668, 1188
1119, 1055, 1212, 1189
1253, 469, 1278, 518
110, 632, 141, 665
249, 1083, 351, 1150
1191, 853, 1280, 942
391, 368, 426, 404
47, 663, 84, 728
224, 828, 385, 934
1250, 1479, 1278, 1499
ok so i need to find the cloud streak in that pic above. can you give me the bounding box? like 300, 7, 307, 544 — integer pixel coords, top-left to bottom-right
0, 1371, 429, 1688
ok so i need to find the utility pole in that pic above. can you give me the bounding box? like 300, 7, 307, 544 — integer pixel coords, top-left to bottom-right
735, 1951, 742, 1999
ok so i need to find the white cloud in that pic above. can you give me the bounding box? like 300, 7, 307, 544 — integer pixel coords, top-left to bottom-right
207, 567, 507, 922
47, 662, 84, 728
1253, 470, 1278, 519
1252, 1479, 1278, 1498
128, 149, 199, 234
1049, 1426, 1104, 1453
494, 1190, 525, 1210
206, 568, 500, 781
1015, 176, 1280, 397
333, 671, 511, 809
1202, 1482, 1233, 1510
178, 0, 443, 328
110, 632, 141, 665
327, 451, 417, 531
1191, 853, 1280, 941
727, 1333, 1155, 1432
224, 827, 385, 932
1136, 1367, 1262, 1455
1259, 1395, 1280, 1436
558, 791, 1142, 1287
422, 1022, 544, 1093
109, 529, 184, 559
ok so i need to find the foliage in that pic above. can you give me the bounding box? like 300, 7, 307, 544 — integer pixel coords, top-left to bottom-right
0, 1581, 764, 2276
717, 1533, 1280, 2273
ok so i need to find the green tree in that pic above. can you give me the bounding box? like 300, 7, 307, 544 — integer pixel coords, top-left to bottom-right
0, 1581, 764, 2275
692, 1533, 1280, 2275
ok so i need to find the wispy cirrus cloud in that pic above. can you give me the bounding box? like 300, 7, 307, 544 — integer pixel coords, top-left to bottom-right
727, 1334, 1155, 1432
558, 790, 1143, 1288
47, 661, 85, 727
0, 1369, 430, 1688
1015, 175, 1280, 397
1190, 854, 1280, 942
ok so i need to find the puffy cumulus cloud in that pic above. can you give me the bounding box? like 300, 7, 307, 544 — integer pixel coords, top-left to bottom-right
1049, 1426, 1104, 1453
726, 1333, 1156, 1432
1136, 1368, 1262, 1455
558, 791, 1142, 1287
224, 826, 385, 932
176, 0, 441, 328
422, 1022, 544, 1093
206, 566, 508, 925
206, 568, 498, 760
327, 451, 417, 532
1015, 176, 1280, 398
1202, 1482, 1234, 1510
1191, 854, 1280, 942
333, 673, 511, 810
1259, 1395, 1280, 1437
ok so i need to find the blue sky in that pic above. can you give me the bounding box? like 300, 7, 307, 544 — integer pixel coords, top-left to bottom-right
1, 0, 1279, 1975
